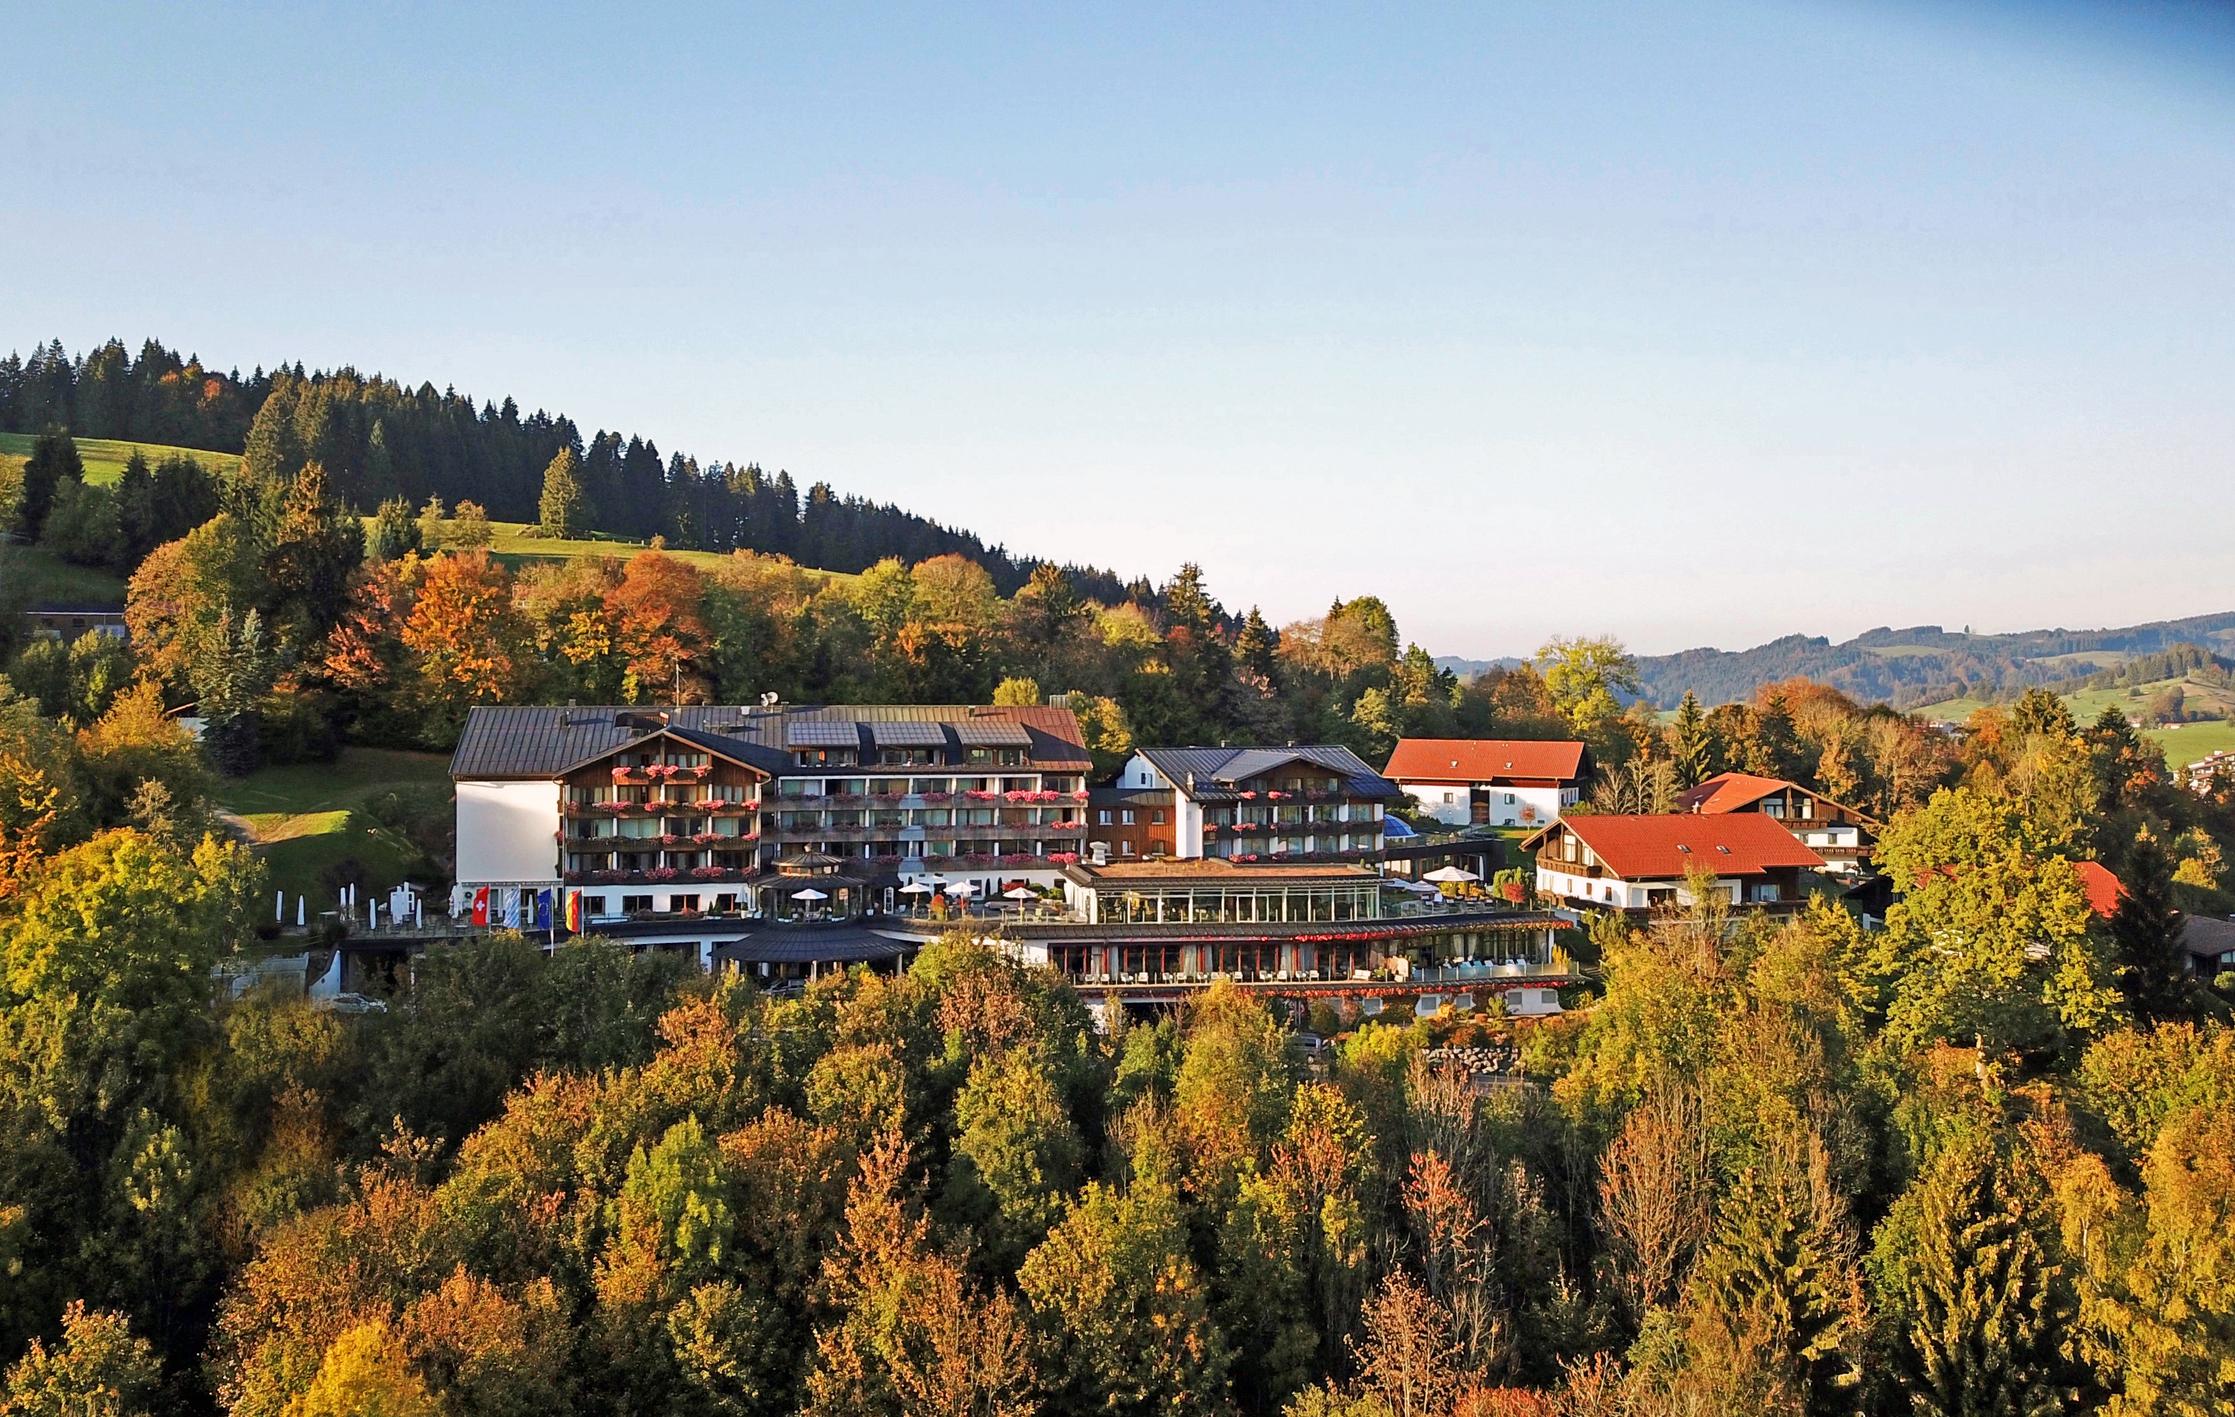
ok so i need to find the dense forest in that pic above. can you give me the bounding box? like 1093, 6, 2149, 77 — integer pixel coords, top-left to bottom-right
1632, 615, 2235, 709
0, 337, 1134, 600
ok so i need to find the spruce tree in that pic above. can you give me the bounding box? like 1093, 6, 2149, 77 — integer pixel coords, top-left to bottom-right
1898, 1138, 2069, 1417
1236, 607, 1280, 682
537, 445, 589, 538
14, 429, 83, 541
113, 450, 158, 563
1685, 1137, 1864, 1416
1747, 692, 1802, 780
2110, 833, 2189, 1023
1671, 691, 1714, 788
240, 381, 302, 483
366, 496, 422, 561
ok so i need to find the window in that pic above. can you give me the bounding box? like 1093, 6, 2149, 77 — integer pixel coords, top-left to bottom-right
622, 894, 653, 913
1153, 809, 1166, 824
1121, 809, 1135, 825
1443, 792, 1457, 804
1503, 792, 1515, 804
1121, 840, 1136, 856
1794, 797, 1813, 819
1096, 809, 1113, 826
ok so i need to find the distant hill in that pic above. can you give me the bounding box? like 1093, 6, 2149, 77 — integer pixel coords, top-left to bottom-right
1433, 655, 1525, 679
1634, 613, 2235, 710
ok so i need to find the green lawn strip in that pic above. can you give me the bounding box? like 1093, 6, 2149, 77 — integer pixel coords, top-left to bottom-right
0, 432, 238, 487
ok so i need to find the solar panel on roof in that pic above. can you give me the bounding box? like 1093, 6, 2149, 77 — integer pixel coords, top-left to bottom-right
953, 719, 1033, 747
868, 721, 947, 747
785, 720, 862, 748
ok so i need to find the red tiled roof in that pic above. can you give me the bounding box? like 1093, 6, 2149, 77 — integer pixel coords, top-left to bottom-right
1913, 859, 2125, 918
1676, 771, 1790, 814
2075, 860, 2125, 919
1384, 738, 1586, 784
1535, 813, 1826, 878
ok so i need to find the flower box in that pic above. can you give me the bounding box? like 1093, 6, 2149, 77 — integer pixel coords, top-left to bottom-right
644, 868, 680, 882
1047, 852, 1079, 866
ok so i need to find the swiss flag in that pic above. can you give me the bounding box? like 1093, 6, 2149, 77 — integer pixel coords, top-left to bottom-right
471, 887, 489, 927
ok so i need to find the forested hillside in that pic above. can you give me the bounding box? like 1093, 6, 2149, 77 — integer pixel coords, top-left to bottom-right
0, 338, 1135, 599
1632, 613, 2235, 709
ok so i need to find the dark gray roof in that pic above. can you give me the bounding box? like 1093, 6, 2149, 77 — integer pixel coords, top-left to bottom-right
1137, 745, 1405, 803
714, 928, 921, 965
786, 719, 862, 748
954, 719, 1034, 747
869, 720, 946, 747
452, 703, 1091, 780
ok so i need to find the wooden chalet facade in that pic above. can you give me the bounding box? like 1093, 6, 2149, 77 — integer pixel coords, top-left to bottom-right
1676, 771, 1879, 873
1524, 812, 1826, 916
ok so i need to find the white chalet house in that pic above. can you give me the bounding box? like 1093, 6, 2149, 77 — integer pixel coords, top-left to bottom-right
1383, 738, 1591, 829
1522, 812, 1826, 916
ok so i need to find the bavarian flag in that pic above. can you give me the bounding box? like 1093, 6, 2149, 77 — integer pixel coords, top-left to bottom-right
564, 889, 582, 933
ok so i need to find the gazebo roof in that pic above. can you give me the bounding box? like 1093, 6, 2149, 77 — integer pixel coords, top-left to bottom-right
775, 852, 847, 874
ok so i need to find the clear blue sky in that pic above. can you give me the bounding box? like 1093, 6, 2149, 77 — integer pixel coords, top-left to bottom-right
6, 1, 2232, 657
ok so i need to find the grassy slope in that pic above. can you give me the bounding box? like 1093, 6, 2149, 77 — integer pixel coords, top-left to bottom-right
0, 432, 238, 487
1, 544, 129, 608
216, 747, 452, 904
1914, 672, 2235, 768
478, 520, 856, 584
2146, 719, 2235, 768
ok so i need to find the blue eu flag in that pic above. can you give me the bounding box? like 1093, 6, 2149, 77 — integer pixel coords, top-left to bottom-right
535, 890, 553, 931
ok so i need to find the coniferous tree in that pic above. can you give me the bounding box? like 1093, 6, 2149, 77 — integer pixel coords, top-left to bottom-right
1670, 691, 1715, 788
2110, 833, 2189, 1023
1747, 691, 1803, 780
1684, 1136, 1865, 1416
112, 450, 158, 565
1237, 607, 1281, 682
537, 445, 589, 538
1894, 1137, 2070, 1417
365, 496, 422, 561
14, 430, 82, 541
240, 381, 303, 483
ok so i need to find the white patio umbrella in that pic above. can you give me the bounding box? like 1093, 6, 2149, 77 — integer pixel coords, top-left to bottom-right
898, 881, 934, 895
791, 888, 829, 901
1423, 865, 1480, 883
946, 880, 979, 896
1003, 886, 1036, 901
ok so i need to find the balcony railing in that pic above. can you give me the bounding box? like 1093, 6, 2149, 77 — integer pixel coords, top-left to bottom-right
564, 798, 758, 818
